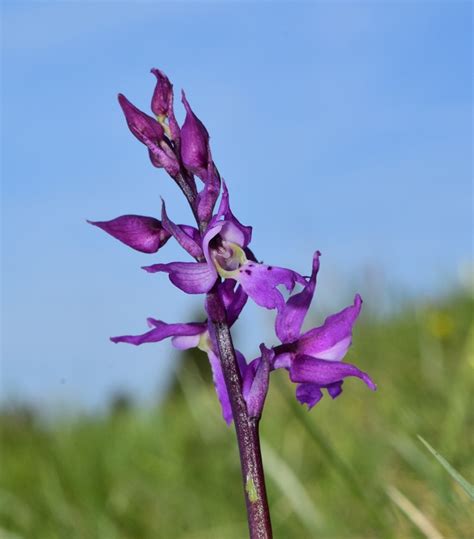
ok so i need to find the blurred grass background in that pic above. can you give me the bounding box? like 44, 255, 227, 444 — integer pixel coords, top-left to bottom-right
1, 288, 473, 539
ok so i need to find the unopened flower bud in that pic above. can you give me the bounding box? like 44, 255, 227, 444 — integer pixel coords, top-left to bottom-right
88, 215, 170, 253
150, 68, 173, 118
243, 345, 272, 419
118, 93, 164, 146
180, 91, 209, 179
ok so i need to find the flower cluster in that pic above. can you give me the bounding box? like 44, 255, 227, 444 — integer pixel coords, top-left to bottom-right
90, 69, 376, 424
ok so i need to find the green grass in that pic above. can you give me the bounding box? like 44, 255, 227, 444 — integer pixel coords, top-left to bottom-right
417, 435, 474, 501
1, 290, 473, 538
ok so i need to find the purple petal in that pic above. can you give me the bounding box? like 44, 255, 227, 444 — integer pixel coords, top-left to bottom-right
111, 319, 205, 346
297, 294, 363, 361
171, 334, 201, 350
180, 91, 209, 179
273, 352, 293, 370
217, 278, 238, 307
179, 225, 202, 245
219, 220, 248, 249
202, 216, 247, 256
276, 251, 321, 343
142, 261, 217, 294
118, 93, 164, 146
327, 381, 344, 399
88, 215, 171, 253
161, 200, 203, 259
202, 221, 224, 266
207, 350, 233, 425
214, 181, 252, 247
218, 280, 248, 327
290, 355, 377, 391
147, 141, 180, 177
242, 357, 259, 399
236, 261, 302, 311
167, 105, 181, 144
243, 345, 272, 419
235, 349, 248, 379
150, 68, 173, 117
205, 319, 248, 378
295, 383, 323, 409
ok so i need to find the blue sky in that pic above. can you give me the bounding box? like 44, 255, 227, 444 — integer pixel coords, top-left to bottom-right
2, 1, 472, 410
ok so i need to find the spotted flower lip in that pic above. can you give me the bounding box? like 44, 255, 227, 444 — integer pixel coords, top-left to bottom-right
203, 223, 305, 311
270, 252, 376, 409
143, 189, 304, 311
87, 215, 171, 253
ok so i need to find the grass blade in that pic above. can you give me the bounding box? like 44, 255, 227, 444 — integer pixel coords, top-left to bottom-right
261, 439, 323, 533
386, 485, 444, 539
417, 435, 474, 500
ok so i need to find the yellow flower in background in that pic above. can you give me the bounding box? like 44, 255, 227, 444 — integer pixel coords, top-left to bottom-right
425, 309, 455, 339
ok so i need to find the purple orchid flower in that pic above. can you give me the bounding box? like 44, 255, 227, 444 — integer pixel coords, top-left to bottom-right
111, 319, 239, 424
143, 183, 305, 312
268, 251, 376, 409
111, 280, 248, 424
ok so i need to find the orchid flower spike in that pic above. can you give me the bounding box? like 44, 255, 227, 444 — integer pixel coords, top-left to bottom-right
93, 67, 376, 425
93, 67, 376, 539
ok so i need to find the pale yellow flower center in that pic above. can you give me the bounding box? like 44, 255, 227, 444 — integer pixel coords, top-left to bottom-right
212, 241, 247, 279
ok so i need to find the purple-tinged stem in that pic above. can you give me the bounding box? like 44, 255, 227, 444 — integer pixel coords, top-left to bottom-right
185, 159, 272, 536
206, 290, 273, 539
174, 170, 199, 221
